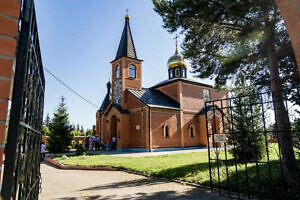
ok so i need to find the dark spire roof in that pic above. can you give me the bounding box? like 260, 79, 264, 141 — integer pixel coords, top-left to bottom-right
115, 16, 137, 60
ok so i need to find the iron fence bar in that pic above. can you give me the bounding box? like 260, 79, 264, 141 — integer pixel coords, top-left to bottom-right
249, 94, 262, 199
259, 93, 273, 198
212, 101, 222, 196
1, 0, 44, 199
1, 0, 33, 199
205, 101, 213, 194
238, 96, 251, 200
20, 121, 42, 135
221, 99, 231, 198
229, 97, 240, 199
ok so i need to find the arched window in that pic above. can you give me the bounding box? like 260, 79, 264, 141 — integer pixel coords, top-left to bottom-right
129, 64, 136, 78
189, 124, 195, 138
175, 68, 180, 77
181, 68, 186, 77
170, 70, 173, 78
163, 124, 170, 138
116, 65, 120, 78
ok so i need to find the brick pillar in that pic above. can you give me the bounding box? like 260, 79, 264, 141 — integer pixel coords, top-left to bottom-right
275, 0, 300, 74
0, 0, 21, 182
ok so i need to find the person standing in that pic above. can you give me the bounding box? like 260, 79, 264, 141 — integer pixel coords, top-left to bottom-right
112, 136, 117, 150
95, 136, 100, 150
41, 142, 46, 161
89, 137, 93, 151
108, 136, 113, 151
85, 137, 89, 151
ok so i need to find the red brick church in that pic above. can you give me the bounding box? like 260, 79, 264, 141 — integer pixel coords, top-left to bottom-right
96, 14, 228, 151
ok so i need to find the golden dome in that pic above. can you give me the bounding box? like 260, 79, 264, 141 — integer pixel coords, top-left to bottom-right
167, 49, 186, 68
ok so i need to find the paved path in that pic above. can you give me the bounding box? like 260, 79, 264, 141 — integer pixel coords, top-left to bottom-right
39, 162, 227, 200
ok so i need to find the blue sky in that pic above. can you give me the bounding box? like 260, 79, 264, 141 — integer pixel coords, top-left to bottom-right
35, 0, 213, 130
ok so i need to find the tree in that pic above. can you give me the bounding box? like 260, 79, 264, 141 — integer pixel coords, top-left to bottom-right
228, 77, 265, 161
47, 96, 73, 153
76, 124, 80, 132
80, 125, 84, 134
44, 113, 50, 127
153, 0, 299, 187
42, 126, 50, 136
291, 111, 300, 157
85, 129, 93, 136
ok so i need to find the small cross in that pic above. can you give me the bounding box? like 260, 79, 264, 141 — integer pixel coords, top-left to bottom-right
174, 33, 179, 50
126, 8, 129, 16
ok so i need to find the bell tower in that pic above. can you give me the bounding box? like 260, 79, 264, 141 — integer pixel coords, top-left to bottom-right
111, 13, 143, 105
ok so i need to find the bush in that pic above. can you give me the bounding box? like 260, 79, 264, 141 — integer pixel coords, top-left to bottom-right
74, 141, 86, 156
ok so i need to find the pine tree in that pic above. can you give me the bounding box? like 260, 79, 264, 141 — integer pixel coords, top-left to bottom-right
44, 113, 50, 127
228, 77, 265, 161
76, 124, 80, 132
80, 125, 84, 134
153, 0, 299, 187
47, 96, 73, 153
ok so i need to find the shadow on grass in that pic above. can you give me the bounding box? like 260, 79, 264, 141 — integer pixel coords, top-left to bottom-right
150, 160, 299, 200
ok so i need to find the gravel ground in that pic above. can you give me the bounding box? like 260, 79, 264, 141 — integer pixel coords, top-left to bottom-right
39, 162, 228, 200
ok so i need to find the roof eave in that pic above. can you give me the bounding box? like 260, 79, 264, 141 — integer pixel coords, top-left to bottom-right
110, 56, 143, 63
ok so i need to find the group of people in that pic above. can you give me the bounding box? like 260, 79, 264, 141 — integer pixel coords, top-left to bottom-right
84, 136, 105, 151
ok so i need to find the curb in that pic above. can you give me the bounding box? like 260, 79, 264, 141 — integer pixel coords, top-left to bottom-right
47, 158, 117, 171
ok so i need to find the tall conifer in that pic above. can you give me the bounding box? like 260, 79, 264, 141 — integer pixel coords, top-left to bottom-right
47, 96, 73, 153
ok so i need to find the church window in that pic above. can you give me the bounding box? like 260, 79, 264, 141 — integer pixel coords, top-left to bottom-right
129, 64, 136, 78
203, 89, 210, 102
189, 124, 195, 138
170, 70, 173, 78
163, 124, 170, 138
116, 65, 120, 78
182, 68, 186, 77
175, 68, 180, 77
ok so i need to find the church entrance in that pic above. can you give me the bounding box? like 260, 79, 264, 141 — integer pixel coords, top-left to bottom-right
110, 116, 117, 138
110, 115, 118, 150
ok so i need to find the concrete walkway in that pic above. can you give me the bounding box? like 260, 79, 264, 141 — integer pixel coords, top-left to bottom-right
39, 162, 227, 200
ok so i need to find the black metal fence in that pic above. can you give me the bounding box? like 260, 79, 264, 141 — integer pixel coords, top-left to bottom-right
1, 0, 45, 199
205, 91, 300, 200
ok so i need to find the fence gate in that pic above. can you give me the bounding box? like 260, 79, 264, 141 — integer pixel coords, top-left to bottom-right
205, 91, 299, 200
1, 0, 45, 199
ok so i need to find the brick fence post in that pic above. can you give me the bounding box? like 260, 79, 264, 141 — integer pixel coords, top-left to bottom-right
0, 0, 21, 182
275, 0, 300, 74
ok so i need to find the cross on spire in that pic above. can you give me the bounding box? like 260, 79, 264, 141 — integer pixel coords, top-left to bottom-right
174, 33, 179, 53
126, 8, 129, 16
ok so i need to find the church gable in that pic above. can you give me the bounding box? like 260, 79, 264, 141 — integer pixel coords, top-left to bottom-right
156, 82, 179, 102
125, 90, 146, 110
127, 88, 180, 110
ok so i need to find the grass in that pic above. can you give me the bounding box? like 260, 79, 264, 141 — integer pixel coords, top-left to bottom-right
56, 144, 300, 199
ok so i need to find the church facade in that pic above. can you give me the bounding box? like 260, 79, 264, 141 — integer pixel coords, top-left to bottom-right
96, 15, 228, 151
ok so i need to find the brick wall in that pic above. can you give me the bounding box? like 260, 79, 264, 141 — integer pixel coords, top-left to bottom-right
151, 111, 181, 148
0, 0, 21, 183
275, 0, 300, 74
181, 82, 227, 111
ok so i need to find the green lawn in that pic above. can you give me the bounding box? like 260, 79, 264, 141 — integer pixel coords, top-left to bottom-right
56, 145, 299, 199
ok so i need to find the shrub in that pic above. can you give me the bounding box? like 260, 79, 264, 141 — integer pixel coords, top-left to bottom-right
75, 142, 86, 156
